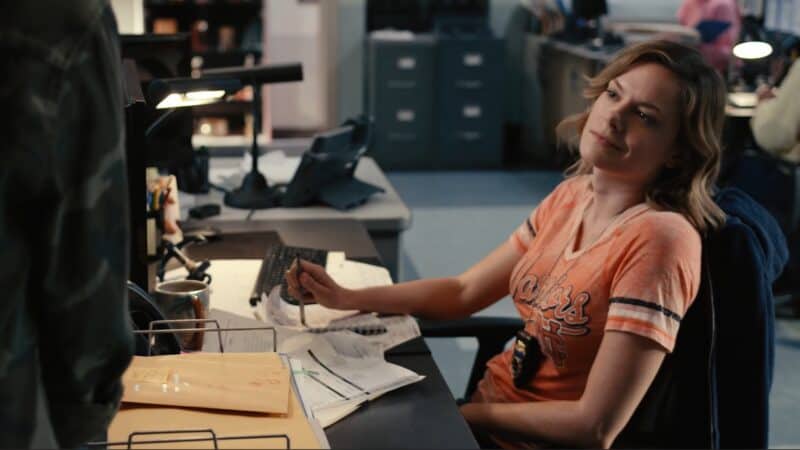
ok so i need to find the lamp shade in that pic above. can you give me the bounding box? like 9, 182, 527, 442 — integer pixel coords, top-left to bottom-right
733, 16, 774, 60
146, 77, 242, 109
733, 40, 773, 59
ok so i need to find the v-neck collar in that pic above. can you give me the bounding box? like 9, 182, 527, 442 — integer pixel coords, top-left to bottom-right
564, 193, 650, 261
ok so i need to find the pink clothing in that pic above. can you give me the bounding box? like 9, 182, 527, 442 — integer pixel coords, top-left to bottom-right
677, 0, 741, 73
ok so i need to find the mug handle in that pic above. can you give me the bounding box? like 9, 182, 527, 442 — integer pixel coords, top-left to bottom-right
190, 294, 206, 351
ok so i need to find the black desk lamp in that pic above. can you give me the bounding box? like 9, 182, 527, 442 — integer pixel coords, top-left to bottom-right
145, 76, 243, 141
730, 16, 774, 89
202, 63, 304, 209
123, 62, 241, 291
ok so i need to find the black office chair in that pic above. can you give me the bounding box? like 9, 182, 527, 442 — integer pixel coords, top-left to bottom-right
721, 145, 800, 317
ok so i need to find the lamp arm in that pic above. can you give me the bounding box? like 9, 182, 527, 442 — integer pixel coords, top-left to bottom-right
145, 108, 178, 138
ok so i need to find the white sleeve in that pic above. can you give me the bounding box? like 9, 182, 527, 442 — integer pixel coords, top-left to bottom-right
751, 60, 800, 155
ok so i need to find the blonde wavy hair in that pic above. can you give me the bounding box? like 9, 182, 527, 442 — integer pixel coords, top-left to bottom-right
556, 40, 727, 232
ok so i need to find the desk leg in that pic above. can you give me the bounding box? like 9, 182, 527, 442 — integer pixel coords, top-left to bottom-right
368, 230, 402, 282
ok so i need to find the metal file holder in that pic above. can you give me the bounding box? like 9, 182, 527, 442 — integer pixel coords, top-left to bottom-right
88, 428, 291, 449
140, 318, 278, 354
88, 320, 290, 448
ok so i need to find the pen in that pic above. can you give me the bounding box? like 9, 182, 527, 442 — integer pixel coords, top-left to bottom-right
295, 255, 308, 327
249, 273, 263, 307
250, 280, 261, 306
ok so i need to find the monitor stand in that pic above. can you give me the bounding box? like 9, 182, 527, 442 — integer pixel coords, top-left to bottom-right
224, 170, 277, 209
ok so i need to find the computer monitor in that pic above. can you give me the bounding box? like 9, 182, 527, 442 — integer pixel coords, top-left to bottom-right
558, 0, 609, 43
571, 0, 608, 21
742, 0, 766, 19
366, 0, 488, 32
572, 0, 608, 20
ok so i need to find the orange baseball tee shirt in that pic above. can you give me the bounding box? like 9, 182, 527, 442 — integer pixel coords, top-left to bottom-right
474, 175, 701, 414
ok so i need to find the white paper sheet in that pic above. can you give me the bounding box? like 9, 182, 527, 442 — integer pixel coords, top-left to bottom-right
201, 308, 303, 353
264, 285, 362, 328
165, 259, 262, 320
286, 334, 424, 415
201, 310, 424, 429
326, 259, 393, 290
319, 313, 421, 352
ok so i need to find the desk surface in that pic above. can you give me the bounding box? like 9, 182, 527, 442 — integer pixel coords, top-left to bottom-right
183, 219, 382, 262
327, 350, 478, 449
189, 219, 477, 449
180, 153, 412, 233
725, 104, 756, 118
545, 38, 619, 64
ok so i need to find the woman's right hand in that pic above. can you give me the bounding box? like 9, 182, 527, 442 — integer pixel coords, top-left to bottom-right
756, 83, 777, 102
285, 260, 353, 310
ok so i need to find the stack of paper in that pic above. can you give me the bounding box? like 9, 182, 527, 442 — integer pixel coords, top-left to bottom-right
203, 310, 424, 428
284, 333, 424, 428
165, 251, 425, 430
205, 309, 421, 358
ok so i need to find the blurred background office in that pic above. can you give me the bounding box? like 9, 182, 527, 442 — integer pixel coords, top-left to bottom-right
112, 0, 800, 446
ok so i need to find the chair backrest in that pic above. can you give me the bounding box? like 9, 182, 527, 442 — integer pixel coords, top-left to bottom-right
613, 247, 717, 449
615, 187, 786, 449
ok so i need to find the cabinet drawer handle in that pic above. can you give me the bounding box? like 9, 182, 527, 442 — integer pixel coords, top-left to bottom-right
463, 105, 482, 118
456, 80, 482, 89
397, 57, 416, 70
459, 131, 482, 141
463, 53, 483, 67
396, 110, 416, 122
388, 132, 417, 141
388, 80, 417, 89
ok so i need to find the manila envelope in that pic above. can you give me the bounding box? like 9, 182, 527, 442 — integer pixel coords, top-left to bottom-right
107, 379, 321, 449
122, 353, 289, 414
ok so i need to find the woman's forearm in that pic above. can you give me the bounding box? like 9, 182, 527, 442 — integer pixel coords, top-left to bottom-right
462, 401, 609, 449
344, 277, 474, 320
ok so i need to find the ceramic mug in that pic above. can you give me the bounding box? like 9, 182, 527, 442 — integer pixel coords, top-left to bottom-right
153, 279, 210, 351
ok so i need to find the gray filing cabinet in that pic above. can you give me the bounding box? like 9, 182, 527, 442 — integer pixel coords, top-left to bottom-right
366, 34, 436, 170
435, 35, 504, 169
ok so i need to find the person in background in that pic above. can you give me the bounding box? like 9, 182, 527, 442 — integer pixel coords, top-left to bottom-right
677, 0, 741, 73
751, 37, 800, 162
287, 40, 727, 448
0, 0, 134, 447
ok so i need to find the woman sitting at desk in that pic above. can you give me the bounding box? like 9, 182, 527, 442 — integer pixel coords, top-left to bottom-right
287, 40, 727, 449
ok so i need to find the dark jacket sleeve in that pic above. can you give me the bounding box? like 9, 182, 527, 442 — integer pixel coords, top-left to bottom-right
0, 3, 134, 447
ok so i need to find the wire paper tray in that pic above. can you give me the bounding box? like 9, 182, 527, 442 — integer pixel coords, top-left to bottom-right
88, 428, 291, 449
89, 320, 313, 449
137, 318, 278, 354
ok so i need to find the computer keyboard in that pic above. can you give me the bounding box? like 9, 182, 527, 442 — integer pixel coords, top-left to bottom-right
253, 244, 328, 306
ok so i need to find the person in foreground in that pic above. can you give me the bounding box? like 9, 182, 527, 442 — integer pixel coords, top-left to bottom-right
287, 40, 727, 449
0, 0, 134, 447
